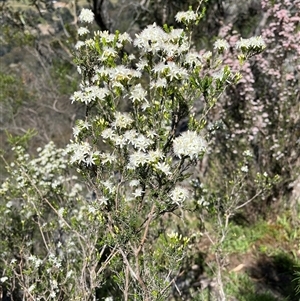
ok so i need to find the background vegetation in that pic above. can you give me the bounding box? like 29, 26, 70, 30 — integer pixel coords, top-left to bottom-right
0, 0, 299, 300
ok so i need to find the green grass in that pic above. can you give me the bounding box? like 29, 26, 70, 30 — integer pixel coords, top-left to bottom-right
222, 221, 269, 254
226, 272, 286, 301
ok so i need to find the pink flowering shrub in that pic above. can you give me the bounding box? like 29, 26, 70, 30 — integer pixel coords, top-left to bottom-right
204, 0, 300, 218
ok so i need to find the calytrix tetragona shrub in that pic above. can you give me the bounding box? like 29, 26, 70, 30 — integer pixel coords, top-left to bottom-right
0, 6, 266, 301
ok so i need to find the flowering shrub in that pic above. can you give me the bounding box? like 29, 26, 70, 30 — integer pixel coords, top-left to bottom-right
204, 0, 300, 219
0, 6, 267, 301
0, 142, 88, 300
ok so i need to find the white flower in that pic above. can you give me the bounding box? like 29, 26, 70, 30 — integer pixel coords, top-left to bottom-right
102, 180, 116, 194
202, 51, 212, 61
236, 38, 251, 50
146, 130, 157, 139
99, 196, 108, 206
129, 84, 147, 103
58, 207, 65, 217
78, 120, 91, 130
112, 135, 127, 148
131, 134, 153, 151
72, 127, 80, 138
141, 102, 150, 111
71, 86, 109, 104
168, 28, 184, 42
170, 186, 189, 204
75, 41, 85, 50
243, 150, 252, 157
136, 59, 148, 71
147, 149, 164, 163
132, 187, 144, 198
173, 131, 206, 159
161, 43, 178, 57
69, 142, 91, 164
71, 91, 83, 103
101, 128, 115, 140
88, 206, 96, 214
236, 36, 266, 52
134, 23, 167, 52
0, 276, 8, 283
100, 153, 117, 164
118, 32, 132, 43
34, 258, 43, 268
111, 66, 141, 82
128, 151, 148, 169
95, 66, 110, 77
85, 153, 95, 166
6, 200, 13, 208
152, 62, 169, 74
128, 54, 135, 60
10, 258, 17, 265
124, 129, 137, 142
85, 38, 94, 47
214, 39, 229, 52
184, 51, 202, 68
112, 112, 133, 129
100, 47, 117, 61
175, 11, 198, 23
98, 30, 115, 43
155, 162, 172, 175
241, 165, 248, 173
166, 61, 188, 80
51, 279, 58, 289
248, 36, 266, 49
78, 27, 90, 36
28, 254, 37, 261
150, 77, 167, 89
79, 8, 94, 23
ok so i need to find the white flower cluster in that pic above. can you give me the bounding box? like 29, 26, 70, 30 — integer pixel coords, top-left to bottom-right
28, 254, 43, 269
127, 148, 165, 170
112, 112, 133, 129
236, 36, 266, 52
68, 8, 251, 216
152, 61, 189, 81
68, 141, 99, 166
134, 23, 189, 57
73, 119, 91, 138
94, 65, 142, 84
175, 10, 199, 24
102, 128, 154, 151
214, 39, 230, 52
170, 186, 190, 205
155, 161, 172, 175
78, 8, 94, 24
0, 142, 82, 197
78, 27, 90, 36
0, 276, 8, 283
129, 84, 148, 103
71, 86, 110, 105
173, 131, 207, 159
